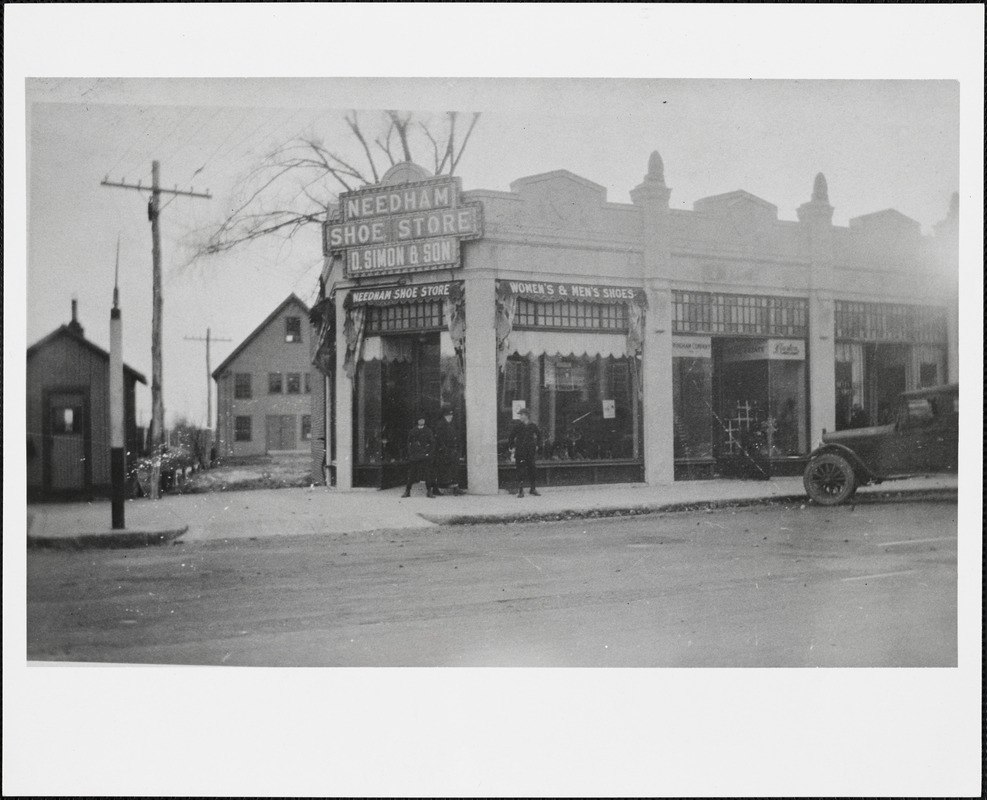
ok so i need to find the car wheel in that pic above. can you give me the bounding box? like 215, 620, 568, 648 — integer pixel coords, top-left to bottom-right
804, 453, 857, 505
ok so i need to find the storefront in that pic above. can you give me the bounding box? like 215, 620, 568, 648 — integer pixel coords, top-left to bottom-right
312, 156, 958, 494
494, 279, 647, 487
345, 281, 466, 488
671, 291, 809, 478
833, 301, 949, 430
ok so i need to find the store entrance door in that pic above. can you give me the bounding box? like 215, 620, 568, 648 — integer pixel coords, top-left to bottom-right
354, 330, 466, 488
379, 333, 442, 462
714, 342, 771, 479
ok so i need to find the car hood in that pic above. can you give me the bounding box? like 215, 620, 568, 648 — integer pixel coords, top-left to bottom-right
822, 423, 894, 445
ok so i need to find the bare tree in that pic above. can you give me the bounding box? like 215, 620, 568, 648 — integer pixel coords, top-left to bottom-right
192, 110, 480, 259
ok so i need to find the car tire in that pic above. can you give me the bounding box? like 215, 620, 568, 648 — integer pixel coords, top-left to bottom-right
804, 453, 857, 506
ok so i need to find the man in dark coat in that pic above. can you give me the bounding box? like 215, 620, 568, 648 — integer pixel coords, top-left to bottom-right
402, 416, 435, 498
430, 406, 464, 496
507, 407, 541, 497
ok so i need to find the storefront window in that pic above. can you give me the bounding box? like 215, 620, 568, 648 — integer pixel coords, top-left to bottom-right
834, 341, 946, 430
496, 353, 641, 463
672, 341, 713, 460
767, 360, 808, 456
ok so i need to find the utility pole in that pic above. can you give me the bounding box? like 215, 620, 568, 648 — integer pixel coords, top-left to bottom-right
102, 162, 211, 498
184, 327, 232, 436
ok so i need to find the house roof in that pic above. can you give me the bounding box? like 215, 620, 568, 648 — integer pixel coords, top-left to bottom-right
27, 325, 148, 384
212, 293, 310, 378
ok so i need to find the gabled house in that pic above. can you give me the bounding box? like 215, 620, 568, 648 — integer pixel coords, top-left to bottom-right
27, 300, 147, 500
212, 294, 315, 458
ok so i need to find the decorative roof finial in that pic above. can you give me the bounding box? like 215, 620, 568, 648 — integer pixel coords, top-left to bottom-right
812, 172, 829, 204
647, 150, 666, 185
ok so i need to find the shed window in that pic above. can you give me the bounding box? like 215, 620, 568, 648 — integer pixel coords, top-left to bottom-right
286, 373, 301, 394
269, 373, 283, 394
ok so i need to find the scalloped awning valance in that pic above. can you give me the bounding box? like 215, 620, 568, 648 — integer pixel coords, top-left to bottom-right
507, 330, 628, 359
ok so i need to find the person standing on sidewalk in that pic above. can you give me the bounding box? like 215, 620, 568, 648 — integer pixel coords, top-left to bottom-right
402, 417, 436, 498
507, 407, 541, 497
430, 406, 464, 496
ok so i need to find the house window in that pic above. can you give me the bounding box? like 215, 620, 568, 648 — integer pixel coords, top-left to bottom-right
234, 416, 252, 441
268, 373, 283, 394
301, 415, 312, 440
304, 372, 311, 393
286, 317, 302, 343
286, 373, 301, 394
234, 373, 252, 399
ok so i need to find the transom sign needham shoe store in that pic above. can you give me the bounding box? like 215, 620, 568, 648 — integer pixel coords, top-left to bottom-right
308, 155, 958, 494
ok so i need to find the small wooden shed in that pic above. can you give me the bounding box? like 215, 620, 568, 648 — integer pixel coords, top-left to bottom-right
27, 301, 147, 500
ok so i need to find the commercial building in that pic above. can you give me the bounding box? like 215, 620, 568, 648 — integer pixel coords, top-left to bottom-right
311, 156, 958, 493
27, 300, 147, 500
213, 294, 316, 458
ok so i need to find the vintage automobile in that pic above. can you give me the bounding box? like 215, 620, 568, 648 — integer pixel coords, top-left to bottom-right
803, 384, 958, 505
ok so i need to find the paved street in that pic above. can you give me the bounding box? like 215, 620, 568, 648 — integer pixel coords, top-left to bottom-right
26, 500, 957, 667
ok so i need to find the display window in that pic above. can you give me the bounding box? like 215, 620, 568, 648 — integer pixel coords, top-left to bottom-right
496, 352, 641, 463
834, 341, 947, 429
672, 337, 714, 461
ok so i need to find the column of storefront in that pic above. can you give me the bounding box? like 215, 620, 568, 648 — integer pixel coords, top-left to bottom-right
631, 152, 674, 485
334, 289, 353, 491
464, 272, 499, 494
799, 174, 837, 441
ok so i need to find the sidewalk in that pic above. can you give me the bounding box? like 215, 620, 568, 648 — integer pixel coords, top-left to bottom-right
26, 474, 958, 549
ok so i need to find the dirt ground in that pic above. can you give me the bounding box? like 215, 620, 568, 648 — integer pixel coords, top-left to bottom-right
177, 454, 316, 494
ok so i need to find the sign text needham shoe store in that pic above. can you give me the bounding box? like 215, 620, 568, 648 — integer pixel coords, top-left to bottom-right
324, 175, 483, 278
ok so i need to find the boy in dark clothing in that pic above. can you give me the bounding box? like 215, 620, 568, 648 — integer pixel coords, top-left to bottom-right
430, 406, 464, 496
402, 417, 435, 498
507, 407, 541, 497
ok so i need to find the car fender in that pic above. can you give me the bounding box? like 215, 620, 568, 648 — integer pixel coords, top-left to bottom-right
807, 443, 876, 484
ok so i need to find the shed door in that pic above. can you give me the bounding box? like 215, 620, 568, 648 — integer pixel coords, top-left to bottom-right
266, 414, 297, 451
48, 392, 87, 490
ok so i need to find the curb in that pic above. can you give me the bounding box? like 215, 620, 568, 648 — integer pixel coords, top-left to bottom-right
420, 487, 958, 527
27, 526, 189, 551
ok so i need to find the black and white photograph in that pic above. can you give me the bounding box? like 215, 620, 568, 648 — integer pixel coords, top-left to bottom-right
5, 5, 983, 798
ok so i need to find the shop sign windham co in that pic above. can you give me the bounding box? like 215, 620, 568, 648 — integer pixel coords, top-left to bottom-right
324, 175, 483, 278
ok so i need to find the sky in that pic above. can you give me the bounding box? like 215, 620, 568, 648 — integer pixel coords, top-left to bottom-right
21, 77, 965, 430
5, 5, 984, 798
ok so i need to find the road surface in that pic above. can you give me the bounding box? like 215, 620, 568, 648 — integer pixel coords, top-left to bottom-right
26, 500, 957, 666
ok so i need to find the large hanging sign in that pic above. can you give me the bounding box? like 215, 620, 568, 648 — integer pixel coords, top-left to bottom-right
722, 338, 805, 362
324, 175, 483, 278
